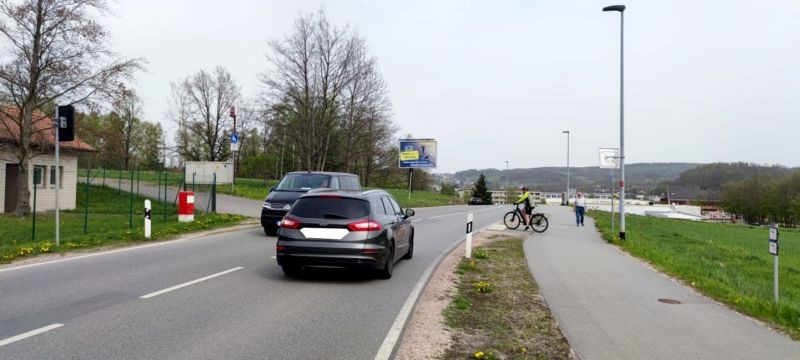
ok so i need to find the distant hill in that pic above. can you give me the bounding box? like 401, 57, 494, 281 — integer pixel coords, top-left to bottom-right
443, 163, 702, 193
671, 162, 792, 190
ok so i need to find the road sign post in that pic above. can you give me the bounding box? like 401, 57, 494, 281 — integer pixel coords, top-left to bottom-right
769, 225, 779, 303
230, 132, 238, 193
465, 212, 474, 259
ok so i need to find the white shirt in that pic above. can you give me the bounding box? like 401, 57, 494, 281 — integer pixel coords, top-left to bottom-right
575, 197, 587, 208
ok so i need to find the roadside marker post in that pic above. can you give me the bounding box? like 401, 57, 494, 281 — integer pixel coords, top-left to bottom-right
144, 200, 152, 240
465, 212, 474, 258
769, 225, 779, 303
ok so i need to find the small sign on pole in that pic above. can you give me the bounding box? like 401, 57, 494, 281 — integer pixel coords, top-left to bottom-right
768, 225, 779, 303
465, 212, 474, 259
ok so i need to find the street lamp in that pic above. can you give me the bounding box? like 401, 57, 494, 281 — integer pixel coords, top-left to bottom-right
562, 130, 570, 205
603, 4, 626, 240
505, 160, 509, 203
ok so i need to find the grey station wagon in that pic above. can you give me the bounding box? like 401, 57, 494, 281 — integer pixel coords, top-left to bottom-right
275, 189, 415, 279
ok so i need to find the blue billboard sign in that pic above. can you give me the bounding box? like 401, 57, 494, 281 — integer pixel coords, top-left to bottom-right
399, 139, 437, 169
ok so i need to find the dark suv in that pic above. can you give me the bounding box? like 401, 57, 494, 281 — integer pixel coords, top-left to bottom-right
275, 190, 415, 279
261, 171, 361, 235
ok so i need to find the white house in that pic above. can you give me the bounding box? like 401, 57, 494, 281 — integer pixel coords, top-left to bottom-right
1, 109, 94, 213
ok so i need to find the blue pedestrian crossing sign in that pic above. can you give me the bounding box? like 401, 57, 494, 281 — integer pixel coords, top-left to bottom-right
230, 133, 239, 144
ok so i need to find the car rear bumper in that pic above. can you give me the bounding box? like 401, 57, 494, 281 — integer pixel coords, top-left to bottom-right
276, 242, 388, 269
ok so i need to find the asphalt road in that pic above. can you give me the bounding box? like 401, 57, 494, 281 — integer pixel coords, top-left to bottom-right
524, 205, 800, 360
0, 203, 509, 359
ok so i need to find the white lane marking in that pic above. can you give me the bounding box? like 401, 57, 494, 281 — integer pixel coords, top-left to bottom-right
271, 256, 276, 259
374, 219, 500, 360
0, 324, 64, 347
140, 267, 244, 299
0, 226, 258, 274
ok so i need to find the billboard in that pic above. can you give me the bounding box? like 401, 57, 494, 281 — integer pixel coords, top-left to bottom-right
399, 139, 437, 169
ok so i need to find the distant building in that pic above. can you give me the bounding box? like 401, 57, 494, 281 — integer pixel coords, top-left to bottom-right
0, 109, 94, 213
660, 185, 700, 205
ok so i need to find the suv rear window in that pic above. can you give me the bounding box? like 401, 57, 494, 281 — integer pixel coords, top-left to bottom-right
275, 174, 332, 191
290, 197, 370, 219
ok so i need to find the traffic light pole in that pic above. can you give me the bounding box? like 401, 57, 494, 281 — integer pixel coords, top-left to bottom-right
54, 106, 60, 247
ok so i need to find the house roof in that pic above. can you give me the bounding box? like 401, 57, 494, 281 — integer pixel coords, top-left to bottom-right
0, 107, 94, 152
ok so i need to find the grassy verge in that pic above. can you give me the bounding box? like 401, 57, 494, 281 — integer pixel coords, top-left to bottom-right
443, 235, 572, 359
0, 185, 248, 264
593, 212, 800, 339
376, 188, 462, 208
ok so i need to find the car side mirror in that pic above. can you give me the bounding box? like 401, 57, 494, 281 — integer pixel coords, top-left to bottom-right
404, 209, 415, 218
269, 186, 275, 192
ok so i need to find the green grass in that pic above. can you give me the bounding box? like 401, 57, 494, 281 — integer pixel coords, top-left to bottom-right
443, 236, 572, 360
0, 184, 248, 264
593, 213, 800, 339
375, 188, 462, 208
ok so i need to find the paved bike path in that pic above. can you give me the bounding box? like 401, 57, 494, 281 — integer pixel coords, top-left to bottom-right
524, 205, 800, 360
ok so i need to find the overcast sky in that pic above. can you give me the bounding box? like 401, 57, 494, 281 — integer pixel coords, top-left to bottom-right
102, 0, 800, 173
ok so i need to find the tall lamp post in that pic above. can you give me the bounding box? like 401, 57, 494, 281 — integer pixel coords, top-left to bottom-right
603, 4, 626, 240
562, 130, 570, 205
505, 160, 509, 203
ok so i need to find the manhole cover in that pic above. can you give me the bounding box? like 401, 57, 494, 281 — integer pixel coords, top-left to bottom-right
658, 298, 681, 305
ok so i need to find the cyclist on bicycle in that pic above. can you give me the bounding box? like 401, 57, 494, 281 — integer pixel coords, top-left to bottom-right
515, 186, 533, 230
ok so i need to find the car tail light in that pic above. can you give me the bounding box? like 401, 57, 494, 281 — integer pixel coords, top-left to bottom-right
280, 217, 301, 229
347, 220, 382, 232
362, 248, 379, 254
276, 245, 286, 251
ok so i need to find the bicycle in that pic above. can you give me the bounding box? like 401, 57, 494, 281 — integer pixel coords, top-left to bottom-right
504, 204, 549, 233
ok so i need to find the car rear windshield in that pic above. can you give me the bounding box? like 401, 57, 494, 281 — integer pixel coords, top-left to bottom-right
275, 174, 332, 191
290, 197, 370, 219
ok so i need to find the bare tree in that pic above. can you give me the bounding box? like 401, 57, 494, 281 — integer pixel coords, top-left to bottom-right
0, 0, 143, 215
262, 11, 361, 171
111, 87, 142, 170
166, 81, 200, 163
180, 66, 240, 161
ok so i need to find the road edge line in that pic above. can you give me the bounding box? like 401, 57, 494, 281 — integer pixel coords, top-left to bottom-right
373, 220, 500, 360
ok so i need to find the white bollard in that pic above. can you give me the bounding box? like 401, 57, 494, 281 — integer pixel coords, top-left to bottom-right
465, 212, 474, 258
144, 199, 152, 240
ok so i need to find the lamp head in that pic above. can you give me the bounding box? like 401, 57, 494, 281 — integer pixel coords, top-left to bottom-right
562, 130, 570, 134
602, 5, 626, 12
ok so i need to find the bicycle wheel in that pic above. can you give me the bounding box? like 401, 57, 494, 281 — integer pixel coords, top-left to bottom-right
530, 214, 549, 233
504, 211, 521, 230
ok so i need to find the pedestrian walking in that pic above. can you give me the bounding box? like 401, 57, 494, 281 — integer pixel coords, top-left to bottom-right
575, 192, 587, 226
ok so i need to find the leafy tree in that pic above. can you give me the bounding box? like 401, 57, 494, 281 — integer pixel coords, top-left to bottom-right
440, 182, 456, 196
472, 174, 492, 204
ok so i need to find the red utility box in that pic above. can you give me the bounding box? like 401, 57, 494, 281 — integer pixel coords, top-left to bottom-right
178, 191, 195, 222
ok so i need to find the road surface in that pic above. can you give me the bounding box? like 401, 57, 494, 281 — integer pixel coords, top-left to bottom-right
0, 203, 509, 359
